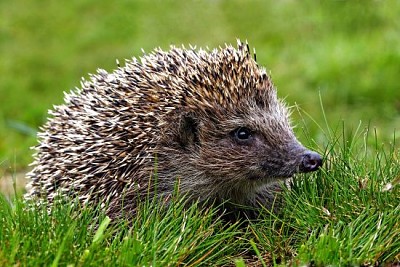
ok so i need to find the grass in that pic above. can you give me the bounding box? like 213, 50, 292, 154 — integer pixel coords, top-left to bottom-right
0, 191, 242, 266
1, 122, 399, 266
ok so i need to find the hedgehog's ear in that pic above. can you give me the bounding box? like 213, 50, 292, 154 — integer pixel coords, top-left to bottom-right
178, 114, 199, 148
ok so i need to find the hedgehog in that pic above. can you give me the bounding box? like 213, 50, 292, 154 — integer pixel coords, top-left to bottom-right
25, 40, 322, 220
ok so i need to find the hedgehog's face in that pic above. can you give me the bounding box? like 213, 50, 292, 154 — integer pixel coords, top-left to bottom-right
174, 88, 322, 187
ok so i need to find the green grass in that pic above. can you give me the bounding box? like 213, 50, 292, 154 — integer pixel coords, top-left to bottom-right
0, 192, 242, 266
1, 0, 400, 171
1, 124, 399, 266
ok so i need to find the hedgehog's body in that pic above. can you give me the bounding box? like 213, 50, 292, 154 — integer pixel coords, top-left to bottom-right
26, 41, 322, 220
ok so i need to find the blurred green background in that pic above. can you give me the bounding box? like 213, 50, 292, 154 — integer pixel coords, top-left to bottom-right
1, 0, 400, 173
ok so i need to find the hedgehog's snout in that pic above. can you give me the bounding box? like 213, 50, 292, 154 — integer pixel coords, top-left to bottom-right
299, 150, 323, 173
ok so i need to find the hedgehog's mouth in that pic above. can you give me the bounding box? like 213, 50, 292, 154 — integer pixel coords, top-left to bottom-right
247, 173, 292, 182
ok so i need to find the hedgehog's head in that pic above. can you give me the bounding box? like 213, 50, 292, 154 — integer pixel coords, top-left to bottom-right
157, 41, 322, 197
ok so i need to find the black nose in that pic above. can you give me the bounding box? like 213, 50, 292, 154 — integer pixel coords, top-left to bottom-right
300, 151, 323, 173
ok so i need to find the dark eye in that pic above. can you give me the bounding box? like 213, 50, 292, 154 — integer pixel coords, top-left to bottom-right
235, 127, 252, 140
